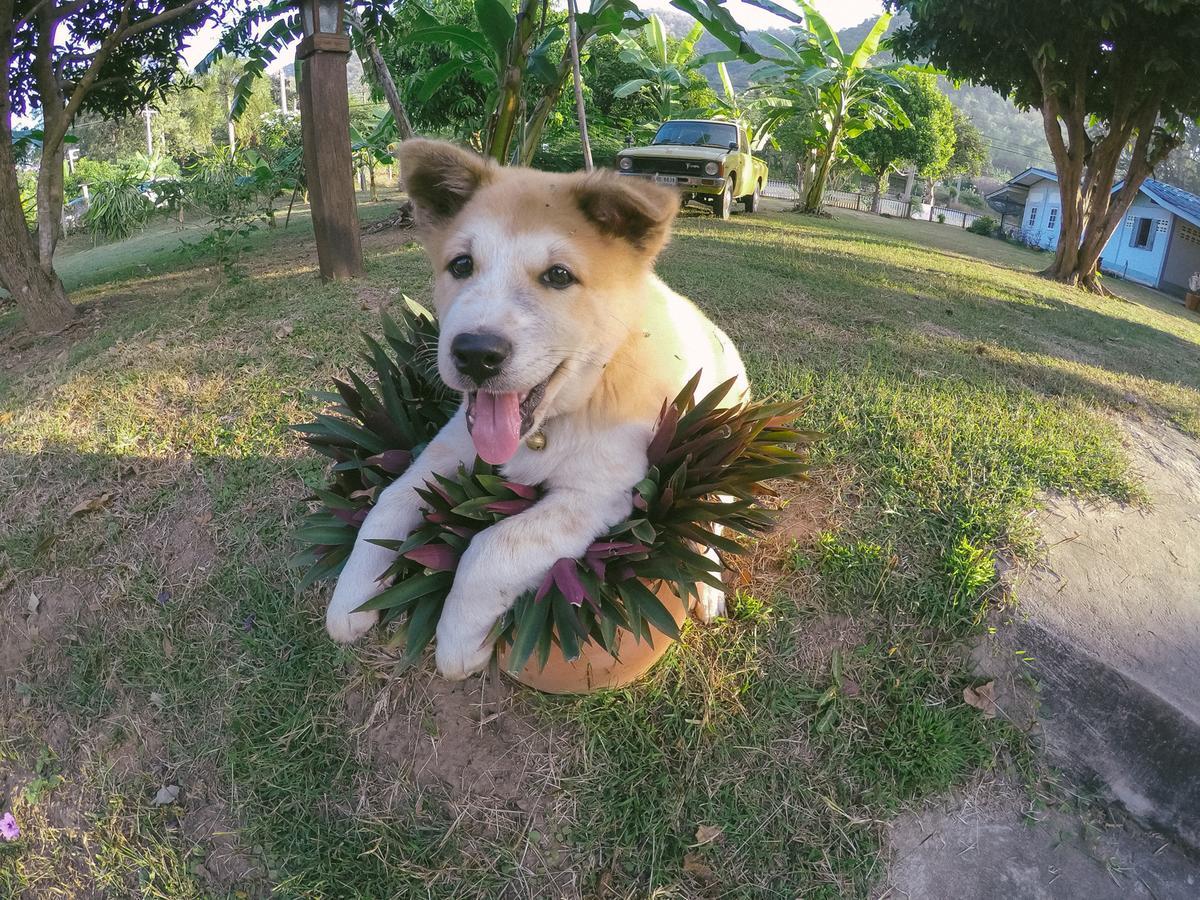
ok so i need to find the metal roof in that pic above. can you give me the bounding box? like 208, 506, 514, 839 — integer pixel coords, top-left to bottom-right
1140, 179, 1200, 229
986, 168, 1200, 229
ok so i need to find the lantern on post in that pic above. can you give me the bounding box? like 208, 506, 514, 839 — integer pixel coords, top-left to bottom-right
296, 0, 364, 280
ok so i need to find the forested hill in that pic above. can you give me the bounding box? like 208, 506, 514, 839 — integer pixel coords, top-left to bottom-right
657, 8, 1053, 177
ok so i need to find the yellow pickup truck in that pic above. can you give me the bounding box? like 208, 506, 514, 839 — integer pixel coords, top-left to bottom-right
615, 119, 769, 220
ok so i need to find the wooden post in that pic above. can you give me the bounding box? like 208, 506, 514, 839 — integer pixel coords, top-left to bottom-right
297, 33, 364, 280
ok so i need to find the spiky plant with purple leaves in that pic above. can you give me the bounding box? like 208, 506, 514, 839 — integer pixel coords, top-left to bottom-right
294, 303, 816, 673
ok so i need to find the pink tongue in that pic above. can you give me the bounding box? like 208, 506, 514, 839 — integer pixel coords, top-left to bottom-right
470, 392, 522, 465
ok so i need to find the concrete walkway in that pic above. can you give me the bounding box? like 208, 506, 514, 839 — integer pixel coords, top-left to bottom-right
883, 418, 1200, 895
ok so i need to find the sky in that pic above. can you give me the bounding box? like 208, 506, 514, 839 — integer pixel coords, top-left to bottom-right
179, 0, 886, 74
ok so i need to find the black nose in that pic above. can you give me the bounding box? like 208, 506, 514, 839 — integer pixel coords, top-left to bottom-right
451, 332, 512, 384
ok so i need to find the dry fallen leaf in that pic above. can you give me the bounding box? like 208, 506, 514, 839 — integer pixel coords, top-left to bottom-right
69, 492, 113, 517
150, 691, 166, 709
152, 785, 180, 806
194, 510, 213, 526
682, 852, 715, 879
27, 592, 40, 615
274, 322, 295, 340
694, 824, 724, 846
162, 636, 176, 660
963, 681, 997, 719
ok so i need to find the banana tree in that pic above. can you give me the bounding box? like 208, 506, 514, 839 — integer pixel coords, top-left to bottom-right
518, 0, 646, 165
404, 0, 563, 162
613, 15, 706, 121
708, 61, 777, 152
203, 1, 417, 142
751, 5, 911, 213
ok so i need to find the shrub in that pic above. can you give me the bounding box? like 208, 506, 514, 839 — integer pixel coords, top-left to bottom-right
83, 170, 152, 241
936, 212, 946, 224
967, 215, 998, 236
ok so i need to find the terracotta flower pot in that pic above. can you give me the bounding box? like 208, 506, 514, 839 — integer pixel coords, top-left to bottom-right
498, 581, 690, 694
1186, 291, 1200, 313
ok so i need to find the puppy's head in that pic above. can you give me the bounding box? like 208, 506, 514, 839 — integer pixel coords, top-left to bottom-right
398, 139, 677, 465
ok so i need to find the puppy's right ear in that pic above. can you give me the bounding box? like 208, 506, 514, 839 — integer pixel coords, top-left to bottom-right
398, 139, 493, 228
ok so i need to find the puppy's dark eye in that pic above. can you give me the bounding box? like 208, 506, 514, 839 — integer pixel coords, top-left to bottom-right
541, 264, 575, 289
448, 254, 473, 279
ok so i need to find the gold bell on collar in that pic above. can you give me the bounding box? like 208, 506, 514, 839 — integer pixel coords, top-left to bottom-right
525, 430, 547, 451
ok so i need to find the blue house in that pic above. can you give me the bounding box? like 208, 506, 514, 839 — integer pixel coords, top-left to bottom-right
987, 167, 1200, 296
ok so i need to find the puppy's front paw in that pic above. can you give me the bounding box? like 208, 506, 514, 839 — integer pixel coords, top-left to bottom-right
434, 621, 494, 680
325, 584, 380, 643
694, 579, 727, 624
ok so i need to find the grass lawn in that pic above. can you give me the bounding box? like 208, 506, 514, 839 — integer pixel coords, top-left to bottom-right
2, 201, 1199, 898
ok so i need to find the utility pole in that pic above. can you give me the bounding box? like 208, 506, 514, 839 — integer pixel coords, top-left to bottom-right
143, 107, 154, 156
279, 69, 289, 116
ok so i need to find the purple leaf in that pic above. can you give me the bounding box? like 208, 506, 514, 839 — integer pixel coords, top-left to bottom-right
550, 557, 590, 607
647, 402, 680, 466
403, 543, 459, 572
632, 493, 649, 511
501, 481, 539, 500
332, 506, 369, 526
534, 570, 554, 603
365, 449, 413, 474
485, 498, 534, 516
156, 589, 171, 606
586, 541, 649, 558
241, 614, 256, 632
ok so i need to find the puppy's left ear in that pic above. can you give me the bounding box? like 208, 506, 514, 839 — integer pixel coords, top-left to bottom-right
573, 171, 677, 258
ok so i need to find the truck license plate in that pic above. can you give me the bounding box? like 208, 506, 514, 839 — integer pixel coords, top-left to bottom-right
652, 175, 678, 186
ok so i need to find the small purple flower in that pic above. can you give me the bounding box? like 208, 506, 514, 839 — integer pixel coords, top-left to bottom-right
0, 812, 19, 841
156, 589, 171, 606
241, 614, 256, 632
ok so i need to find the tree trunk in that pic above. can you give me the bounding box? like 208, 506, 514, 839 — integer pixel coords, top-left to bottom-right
519, 55, 573, 165
1, 144, 74, 330
0, 8, 74, 331
871, 170, 885, 213
359, 33, 416, 141
35, 140, 66, 270
801, 108, 844, 214
484, 0, 538, 164
566, 0, 592, 172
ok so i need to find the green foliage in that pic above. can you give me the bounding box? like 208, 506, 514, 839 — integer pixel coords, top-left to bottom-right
849, 70, 956, 186
742, 4, 916, 212
966, 215, 997, 236
294, 308, 814, 672
613, 15, 714, 121
16, 170, 37, 228
83, 170, 153, 242
945, 106, 988, 178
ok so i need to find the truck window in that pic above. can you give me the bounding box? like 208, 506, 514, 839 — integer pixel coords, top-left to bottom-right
652, 121, 739, 149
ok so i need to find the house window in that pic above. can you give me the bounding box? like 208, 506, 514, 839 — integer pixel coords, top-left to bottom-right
1047, 208, 1058, 229
1130, 217, 1156, 250
1027, 206, 1039, 227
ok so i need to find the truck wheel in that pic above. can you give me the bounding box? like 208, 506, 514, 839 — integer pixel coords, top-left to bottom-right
715, 179, 733, 220
743, 181, 760, 213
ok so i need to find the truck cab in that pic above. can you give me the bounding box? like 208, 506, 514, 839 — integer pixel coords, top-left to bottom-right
615, 119, 769, 220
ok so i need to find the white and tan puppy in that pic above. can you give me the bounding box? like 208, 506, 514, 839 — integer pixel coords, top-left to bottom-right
326, 140, 748, 679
